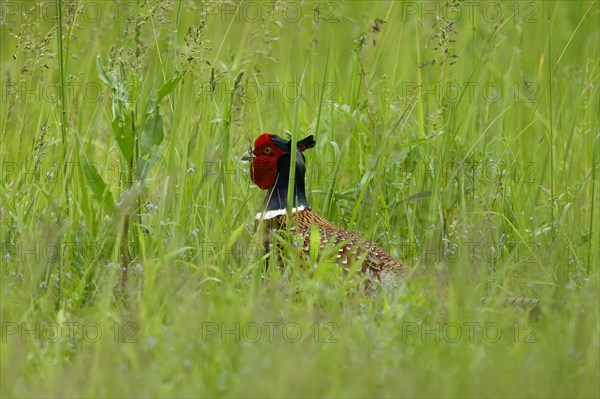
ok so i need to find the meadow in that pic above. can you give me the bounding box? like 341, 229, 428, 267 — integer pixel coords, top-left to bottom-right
0, 0, 598, 397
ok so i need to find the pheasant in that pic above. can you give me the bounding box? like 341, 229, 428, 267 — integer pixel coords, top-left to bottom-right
241, 133, 407, 287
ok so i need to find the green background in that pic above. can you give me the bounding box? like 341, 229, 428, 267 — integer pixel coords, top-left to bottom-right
1, 1, 598, 397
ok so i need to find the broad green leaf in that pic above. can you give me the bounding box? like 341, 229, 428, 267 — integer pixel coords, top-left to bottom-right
136, 149, 163, 181
141, 107, 164, 155
156, 72, 182, 104
137, 107, 165, 180
80, 152, 115, 214
111, 111, 134, 162
96, 56, 114, 86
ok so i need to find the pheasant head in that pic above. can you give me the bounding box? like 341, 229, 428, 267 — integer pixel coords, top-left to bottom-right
241, 133, 316, 212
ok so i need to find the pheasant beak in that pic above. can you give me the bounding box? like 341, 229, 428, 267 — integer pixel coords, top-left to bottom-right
240, 150, 254, 162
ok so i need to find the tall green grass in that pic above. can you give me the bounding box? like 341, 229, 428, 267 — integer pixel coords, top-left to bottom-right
1, 1, 598, 397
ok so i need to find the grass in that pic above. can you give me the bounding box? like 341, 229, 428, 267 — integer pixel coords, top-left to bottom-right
1, 0, 599, 397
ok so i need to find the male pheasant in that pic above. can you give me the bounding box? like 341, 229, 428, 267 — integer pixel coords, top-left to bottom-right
241, 133, 407, 286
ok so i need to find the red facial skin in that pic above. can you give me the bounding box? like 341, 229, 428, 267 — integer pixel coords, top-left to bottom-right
249, 133, 288, 189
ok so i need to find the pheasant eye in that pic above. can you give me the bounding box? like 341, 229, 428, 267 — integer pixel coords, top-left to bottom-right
263, 146, 272, 155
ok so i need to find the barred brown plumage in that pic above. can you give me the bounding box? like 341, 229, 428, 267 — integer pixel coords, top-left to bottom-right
242, 133, 408, 284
